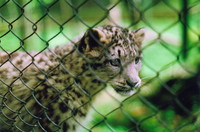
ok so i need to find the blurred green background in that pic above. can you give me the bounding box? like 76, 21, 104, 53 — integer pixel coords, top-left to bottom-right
0, 0, 200, 131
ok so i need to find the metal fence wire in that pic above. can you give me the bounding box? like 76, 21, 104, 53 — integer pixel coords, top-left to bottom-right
0, 0, 200, 132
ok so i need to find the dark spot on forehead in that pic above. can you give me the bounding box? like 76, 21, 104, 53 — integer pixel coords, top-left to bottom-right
122, 28, 129, 33
118, 50, 121, 57
115, 30, 118, 35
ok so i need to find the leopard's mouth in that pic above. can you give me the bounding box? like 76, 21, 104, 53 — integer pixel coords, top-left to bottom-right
111, 85, 138, 96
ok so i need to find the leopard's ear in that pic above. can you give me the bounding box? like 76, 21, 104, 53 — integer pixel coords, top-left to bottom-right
133, 28, 145, 48
79, 28, 110, 58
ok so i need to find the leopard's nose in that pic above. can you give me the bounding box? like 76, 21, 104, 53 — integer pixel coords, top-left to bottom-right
126, 80, 138, 87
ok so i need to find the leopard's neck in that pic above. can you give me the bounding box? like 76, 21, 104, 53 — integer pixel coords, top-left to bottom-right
53, 44, 104, 97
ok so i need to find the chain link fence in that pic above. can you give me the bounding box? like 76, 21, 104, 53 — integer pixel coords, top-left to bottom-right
0, 0, 200, 131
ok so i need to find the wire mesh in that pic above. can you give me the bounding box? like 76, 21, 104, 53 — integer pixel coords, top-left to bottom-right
0, 0, 200, 132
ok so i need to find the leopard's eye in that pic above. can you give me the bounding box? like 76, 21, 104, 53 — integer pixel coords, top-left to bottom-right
109, 59, 121, 67
135, 57, 141, 64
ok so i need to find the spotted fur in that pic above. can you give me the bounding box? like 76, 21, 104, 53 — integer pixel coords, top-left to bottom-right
0, 25, 144, 131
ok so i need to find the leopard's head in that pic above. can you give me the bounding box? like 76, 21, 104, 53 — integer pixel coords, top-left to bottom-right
78, 25, 144, 96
